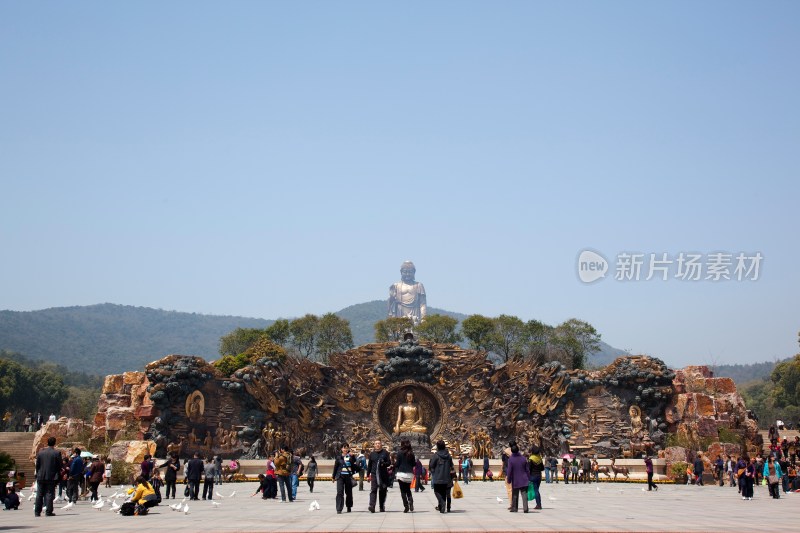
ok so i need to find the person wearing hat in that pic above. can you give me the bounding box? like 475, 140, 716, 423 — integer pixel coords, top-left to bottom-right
34, 436, 62, 516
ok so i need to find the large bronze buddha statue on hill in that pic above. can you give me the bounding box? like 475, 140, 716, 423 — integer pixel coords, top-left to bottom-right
394, 390, 427, 435
388, 261, 427, 325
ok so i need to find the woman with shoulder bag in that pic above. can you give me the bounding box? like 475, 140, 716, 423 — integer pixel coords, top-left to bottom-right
394, 439, 416, 513
763, 455, 783, 499
332, 443, 359, 514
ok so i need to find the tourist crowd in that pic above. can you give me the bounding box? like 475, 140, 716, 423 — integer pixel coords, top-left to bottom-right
20, 427, 800, 518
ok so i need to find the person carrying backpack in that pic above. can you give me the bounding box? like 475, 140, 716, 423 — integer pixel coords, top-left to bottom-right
274, 445, 293, 502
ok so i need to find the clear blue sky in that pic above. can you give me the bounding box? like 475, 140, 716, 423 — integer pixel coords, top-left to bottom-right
1, 1, 798, 367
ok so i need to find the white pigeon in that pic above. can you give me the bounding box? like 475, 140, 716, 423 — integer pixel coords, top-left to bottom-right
170, 502, 182, 511
61, 501, 75, 511
211, 501, 221, 507
215, 491, 225, 498
181, 497, 187, 504
109, 491, 119, 499
596, 485, 601, 492
548, 495, 557, 501
93, 499, 105, 510
496, 496, 503, 503
18, 491, 25, 500
110, 501, 121, 512
228, 490, 236, 498
54, 495, 61, 503
308, 500, 320, 511
183, 503, 189, 515
28, 492, 36, 501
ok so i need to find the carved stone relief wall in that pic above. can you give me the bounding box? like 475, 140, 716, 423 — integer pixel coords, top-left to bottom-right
92, 341, 756, 461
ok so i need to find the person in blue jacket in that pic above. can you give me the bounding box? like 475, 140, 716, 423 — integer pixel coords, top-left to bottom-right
762, 455, 784, 499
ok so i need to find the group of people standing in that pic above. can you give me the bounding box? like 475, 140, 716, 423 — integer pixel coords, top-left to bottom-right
1, 411, 58, 432
182, 453, 241, 501
30, 438, 115, 516
328, 438, 460, 515
252, 446, 311, 503
538, 454, 598, 484
696, 449, 799, 501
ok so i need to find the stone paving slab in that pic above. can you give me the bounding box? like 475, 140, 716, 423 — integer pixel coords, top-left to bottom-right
3, 480, 797, 532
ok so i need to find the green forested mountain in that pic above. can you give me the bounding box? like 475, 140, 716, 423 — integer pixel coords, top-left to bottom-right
1, 302, 627, 376
0, 304, 271, 374
713, 360, 781, 385
337, 300, 467, 346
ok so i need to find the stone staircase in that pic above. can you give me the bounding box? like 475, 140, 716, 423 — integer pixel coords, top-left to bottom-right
758, 429, 800, 455
0, 432, 36, 474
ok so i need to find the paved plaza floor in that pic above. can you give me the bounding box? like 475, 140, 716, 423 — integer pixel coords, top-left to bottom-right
3, 479, 797, 532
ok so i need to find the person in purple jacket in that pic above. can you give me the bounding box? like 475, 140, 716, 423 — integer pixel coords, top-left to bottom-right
506, 442, 530, 513
644, 455, 658, 491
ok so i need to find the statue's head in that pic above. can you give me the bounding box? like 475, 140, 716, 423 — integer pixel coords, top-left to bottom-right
405, 390, 415, 402
400, 261, 416, 283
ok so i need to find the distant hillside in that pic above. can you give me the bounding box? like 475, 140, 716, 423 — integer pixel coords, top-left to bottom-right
336, 300, 467, 347
587, 342, 630, 368
0, 304, 271, 374
713, 360, 781, 385
0, 302, 629, 376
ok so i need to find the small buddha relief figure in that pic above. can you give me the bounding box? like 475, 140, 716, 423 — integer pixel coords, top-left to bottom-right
185, 390, 205, 422
629, 405, 643, 436
394, 390, 427, 435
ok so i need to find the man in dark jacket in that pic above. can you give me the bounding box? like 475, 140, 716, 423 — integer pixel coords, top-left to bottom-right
429, 440, 454, 513
693, 452, 705, 486
581, 455, 592, 483
67, 448, 84, 503
186, 452, 204, 501
34, 436, 62, 516
366, 439, 390, 513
